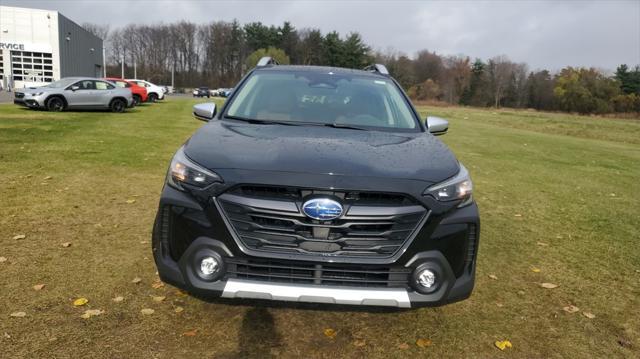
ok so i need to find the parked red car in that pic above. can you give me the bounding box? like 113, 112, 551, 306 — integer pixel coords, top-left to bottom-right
103, 77, 148, 106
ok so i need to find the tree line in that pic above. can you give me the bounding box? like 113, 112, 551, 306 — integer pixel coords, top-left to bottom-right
83, 21, 640, 115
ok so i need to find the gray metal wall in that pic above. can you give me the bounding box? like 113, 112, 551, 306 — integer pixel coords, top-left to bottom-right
57, 13, 103, 78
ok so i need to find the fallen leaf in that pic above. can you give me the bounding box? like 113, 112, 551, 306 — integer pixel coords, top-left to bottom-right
514, 214, 522, 217
496, 302, 504, 308
10, 312, 26, 318
323, 328, 337, 339
416, 338, 432, 348
80, 309, 104, 319
175, 289, 188, 297
3, 332, 10, 339
73, 298, 89, 306
398, 343, 410, 350
531, 267, 541, 273
61, 242, 72, 248
131, 277, 142, 284
617, 338, 632, 348
582, 312, 596, 319
44, 176, 52, 180
488, 274, 498, 280
495, 340, 513, 351
540, 283, 559, 289
563, 305, 580, 313
152, 281, 165, 289
33, 284, 45, 291
517, 290, 526, 295
152, 296, 166, 302
182, 329, 198, 337
112, 296, 124, 303
353, 339, 366, 347
141, 308, 155, 315
536, 242, 549, 247
12, 234, 26, 240
125, 199, 136, 204
0, 257, 7, 263
174, 306, 184, 313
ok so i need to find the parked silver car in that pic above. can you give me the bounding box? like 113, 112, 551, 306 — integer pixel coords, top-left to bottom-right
14, 77, 134, 112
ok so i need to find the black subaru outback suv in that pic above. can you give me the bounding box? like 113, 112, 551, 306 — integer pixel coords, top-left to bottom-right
152, 58, 479, 308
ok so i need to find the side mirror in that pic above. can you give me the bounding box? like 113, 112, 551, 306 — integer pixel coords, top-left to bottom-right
70, 85, 80, 91
193, 103, 217, 122
426, 116, 449, 136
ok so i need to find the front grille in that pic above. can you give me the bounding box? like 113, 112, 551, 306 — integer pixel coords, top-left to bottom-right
225, 257, 411, 288
15, 92, 25, 99
218, 185, 428, 259
229, 185, 415, 206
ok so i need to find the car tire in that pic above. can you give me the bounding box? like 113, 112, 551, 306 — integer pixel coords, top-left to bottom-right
149, 93, 158, 103
110, 98, 126, 113
133, 95, 141, 106
46, 97, 65, 112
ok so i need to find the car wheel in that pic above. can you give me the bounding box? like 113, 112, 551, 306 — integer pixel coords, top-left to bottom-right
46, 97, 65, 112
149, 93, 158, 103
132, 95, 141, 106
110, 98, 126, 113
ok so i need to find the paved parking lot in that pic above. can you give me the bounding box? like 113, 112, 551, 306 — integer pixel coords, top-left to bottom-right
0, 91, 14, 104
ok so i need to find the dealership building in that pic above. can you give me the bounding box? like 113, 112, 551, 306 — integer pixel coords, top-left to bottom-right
0, 5, 104, 89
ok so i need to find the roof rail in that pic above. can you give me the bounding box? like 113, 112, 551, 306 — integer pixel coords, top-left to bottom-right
363, 64, 390, 76
256, 56, 279, 67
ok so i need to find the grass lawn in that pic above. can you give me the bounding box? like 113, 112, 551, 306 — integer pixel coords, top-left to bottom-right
1, 98, 639, 358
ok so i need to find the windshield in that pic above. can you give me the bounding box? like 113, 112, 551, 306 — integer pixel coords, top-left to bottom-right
225, 70, 420, 131
44, 78, 77, 88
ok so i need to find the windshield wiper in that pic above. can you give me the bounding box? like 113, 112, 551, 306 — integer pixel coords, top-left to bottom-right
224, 115, 302, 126
321, 122, 369, 131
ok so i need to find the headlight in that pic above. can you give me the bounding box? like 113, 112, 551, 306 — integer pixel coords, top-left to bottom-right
31, 92, 44, 96
167, 147, 223, 190
424, 164, 473, 206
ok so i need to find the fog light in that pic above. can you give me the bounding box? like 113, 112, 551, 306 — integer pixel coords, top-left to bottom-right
200, 256, 219, 276
417, 269, 436, 288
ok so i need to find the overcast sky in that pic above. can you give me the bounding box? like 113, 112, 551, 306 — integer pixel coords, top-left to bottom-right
4, 0, 639, 71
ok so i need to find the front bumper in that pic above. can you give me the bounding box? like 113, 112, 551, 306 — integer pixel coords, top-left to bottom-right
15, 93, 45, 108
152, 183, 479, 308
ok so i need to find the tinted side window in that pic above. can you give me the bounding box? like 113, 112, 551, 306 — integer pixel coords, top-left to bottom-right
112, 81, 128, 88
72, 80, 95, 90
95, 81, 114, 90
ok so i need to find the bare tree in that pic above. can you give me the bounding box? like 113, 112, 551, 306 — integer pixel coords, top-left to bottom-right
487, 55, 515, 108
82, 23, 110, 41
441, 56, 471, 104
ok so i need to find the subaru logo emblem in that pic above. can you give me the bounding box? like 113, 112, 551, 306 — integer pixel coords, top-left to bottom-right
302, 198, 343, 221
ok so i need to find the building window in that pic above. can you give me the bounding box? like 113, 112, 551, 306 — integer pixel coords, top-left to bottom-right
10, 50, 54, 83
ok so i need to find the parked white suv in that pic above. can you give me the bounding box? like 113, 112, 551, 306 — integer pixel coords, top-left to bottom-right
126, 79, 165, 102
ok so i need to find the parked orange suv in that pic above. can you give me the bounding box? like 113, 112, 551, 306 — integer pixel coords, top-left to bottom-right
103, 77, 148, 106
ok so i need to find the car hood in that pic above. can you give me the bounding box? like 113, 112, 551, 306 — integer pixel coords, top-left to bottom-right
184, 121, 460, 184
21, 86, 57, 93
